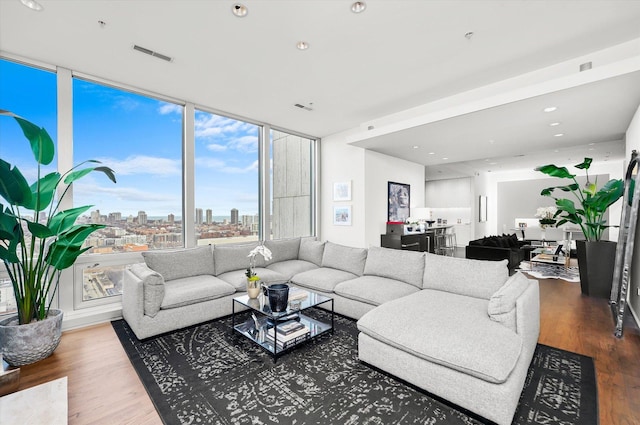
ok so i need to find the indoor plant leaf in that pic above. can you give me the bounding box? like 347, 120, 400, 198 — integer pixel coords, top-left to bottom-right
25, 171, 61, 212
0, 159, 33, 207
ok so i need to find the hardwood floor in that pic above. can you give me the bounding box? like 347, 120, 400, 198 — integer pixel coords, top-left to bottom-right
11, 278, 640, 425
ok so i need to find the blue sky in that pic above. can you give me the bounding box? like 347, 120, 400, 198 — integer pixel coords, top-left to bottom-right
0, 59, 261, 220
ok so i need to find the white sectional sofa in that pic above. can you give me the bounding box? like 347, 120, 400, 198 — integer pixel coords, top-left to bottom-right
122, 237, 539, 425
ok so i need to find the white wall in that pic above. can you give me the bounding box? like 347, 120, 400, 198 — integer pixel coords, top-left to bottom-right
364, 150, 425, 248
319, 131, 425, 248
473, 159, 624, 241
625, 104, 640, 325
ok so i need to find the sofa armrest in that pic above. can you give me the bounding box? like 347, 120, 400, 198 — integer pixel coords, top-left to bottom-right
487, 272, 538, 335
123, 263, 165, 324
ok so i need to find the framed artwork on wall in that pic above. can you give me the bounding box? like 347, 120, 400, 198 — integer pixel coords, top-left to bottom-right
333, 181, 351, 201
479, 195, 488, 222
388, 181, 410, 223
333, 205, 352, 226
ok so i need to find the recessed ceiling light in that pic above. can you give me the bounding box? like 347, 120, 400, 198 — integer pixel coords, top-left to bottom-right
428, 152, 435, 155
543, 106, 557, 113
351, 2, 366, 13
464, 31, 474, 39
554, 133, 564, 137
296, 41, 309, 50
20, 0, 43, 10
412, 145, 419, 149
488, 139, 495, 144
442, 157, 449, 160
549, 122, 561, 126
231, 3, 248, 17
589, 142, 595, 146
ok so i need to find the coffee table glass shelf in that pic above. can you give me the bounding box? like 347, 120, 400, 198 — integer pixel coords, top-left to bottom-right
231, 287, 334, 361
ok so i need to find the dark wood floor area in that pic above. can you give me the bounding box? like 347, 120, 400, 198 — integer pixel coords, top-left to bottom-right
13, 278, 640, 424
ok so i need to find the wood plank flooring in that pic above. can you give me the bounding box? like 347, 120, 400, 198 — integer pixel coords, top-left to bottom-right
11, 278, 640, 424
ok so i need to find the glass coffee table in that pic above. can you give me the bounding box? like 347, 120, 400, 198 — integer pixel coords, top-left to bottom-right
231, 286, 334, 361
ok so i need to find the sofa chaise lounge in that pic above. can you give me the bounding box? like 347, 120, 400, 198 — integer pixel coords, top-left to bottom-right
122, 237, 539, 425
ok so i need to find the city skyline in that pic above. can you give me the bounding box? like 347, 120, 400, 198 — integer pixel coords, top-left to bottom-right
0, 59, 262, 219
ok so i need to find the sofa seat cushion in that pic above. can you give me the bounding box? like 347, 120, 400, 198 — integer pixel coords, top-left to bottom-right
142, 246, 214, 282
160, 276, 235, 310
357, 290, 523, 384
335, 276, 420, 306
266, 260, 318, 280
290, 267, 358, 293
217, 268, 288, 291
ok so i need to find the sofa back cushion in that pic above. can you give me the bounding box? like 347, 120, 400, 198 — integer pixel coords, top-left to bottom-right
213, 241, 262, 275
423, 253, 509, 300
363, 246, 425, 288
298, 237, 325, 266
142, 246, 214, 282
265, 238, 301, 265
322, 241, 367, 276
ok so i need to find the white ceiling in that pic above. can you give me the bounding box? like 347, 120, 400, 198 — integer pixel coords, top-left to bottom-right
1, 0, 640, 177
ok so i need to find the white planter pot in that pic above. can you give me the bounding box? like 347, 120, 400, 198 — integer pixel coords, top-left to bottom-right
0, 309, 63, 366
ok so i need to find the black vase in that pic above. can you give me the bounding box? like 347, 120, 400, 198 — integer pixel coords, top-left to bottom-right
576, 240, 616, 299
264, 283, 290, 312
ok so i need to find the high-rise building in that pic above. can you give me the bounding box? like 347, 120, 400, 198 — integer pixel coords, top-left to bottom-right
205, 209, 213, 224
138, 210, 147, 225
168, 213, 175, 224
195, 208, 203, 225
230, 208, 239, 225
108, 212, 122, 223
91, 209, 101, 223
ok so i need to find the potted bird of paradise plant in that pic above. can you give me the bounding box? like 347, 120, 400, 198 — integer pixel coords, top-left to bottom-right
0, 110, 116, 365
535, 158, 623, 297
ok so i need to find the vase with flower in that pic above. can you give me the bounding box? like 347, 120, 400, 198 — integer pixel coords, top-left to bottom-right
535, 206, 557, 240
245, 244, 273, 298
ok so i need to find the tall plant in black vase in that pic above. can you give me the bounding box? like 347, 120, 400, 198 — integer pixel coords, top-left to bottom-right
536, 158, 623, 298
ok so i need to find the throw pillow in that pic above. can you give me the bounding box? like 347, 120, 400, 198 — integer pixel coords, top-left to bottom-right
488, 272, 531, 331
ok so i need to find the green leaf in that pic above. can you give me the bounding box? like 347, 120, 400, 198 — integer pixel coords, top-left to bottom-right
25, 172, 60, 212
26, 220, 54, 238
0, 206, 20, 243
0, 159, 33, 207
535, 164, 575, 179
574, 158, 593, 170
46, 224, 105, 270
14, 117, 55, 166
64, 165, 117, 185
48, 205, 93, 235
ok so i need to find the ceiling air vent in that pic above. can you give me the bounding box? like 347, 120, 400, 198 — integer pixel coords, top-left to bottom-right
294, 103, 313, 111
133, 45, 173, 62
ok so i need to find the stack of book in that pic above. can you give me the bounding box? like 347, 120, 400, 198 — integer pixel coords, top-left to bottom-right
288, 287, 308, 301
266, 320, 310, 349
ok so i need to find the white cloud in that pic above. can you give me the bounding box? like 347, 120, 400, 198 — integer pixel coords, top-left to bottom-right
158, 103, 183, 115
206, 143, 227, 152
195, 158, 258, 174
74, 183, 176, 203
228, 135, 258, 153
98, 155, 181, 176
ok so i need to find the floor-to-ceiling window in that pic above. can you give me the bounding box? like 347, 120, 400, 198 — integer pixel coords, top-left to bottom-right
0, 59, 57, 315
0, 56, 318, 320
72, 78, 183, 301
194, 109, 260, 245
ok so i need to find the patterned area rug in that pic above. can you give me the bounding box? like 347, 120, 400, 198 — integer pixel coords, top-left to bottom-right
112, 310, 597, 425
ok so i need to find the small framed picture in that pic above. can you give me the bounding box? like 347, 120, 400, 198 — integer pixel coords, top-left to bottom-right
333, 181, 352, 201
333, 205, 352, 226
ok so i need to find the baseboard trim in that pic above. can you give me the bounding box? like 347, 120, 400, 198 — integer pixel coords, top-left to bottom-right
629, 303, 640, 329
61, 305, 123, 331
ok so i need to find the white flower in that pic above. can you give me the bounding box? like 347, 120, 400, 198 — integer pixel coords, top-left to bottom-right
535, 206, 557, 219
248, 244, 273, 262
